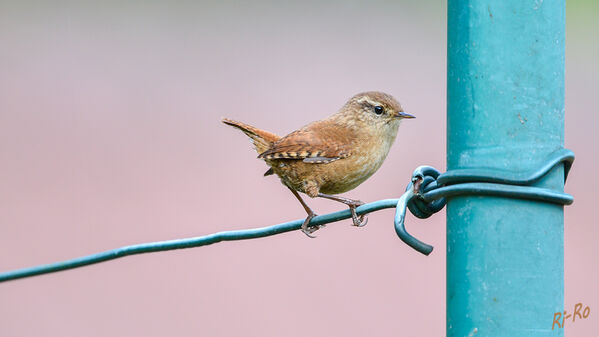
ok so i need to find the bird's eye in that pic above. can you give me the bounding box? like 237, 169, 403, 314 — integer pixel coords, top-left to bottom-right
374, 106, 384, 115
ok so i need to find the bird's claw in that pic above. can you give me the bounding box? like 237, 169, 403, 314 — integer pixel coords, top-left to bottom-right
355, 214, 368, 227
301, 213, 324, 238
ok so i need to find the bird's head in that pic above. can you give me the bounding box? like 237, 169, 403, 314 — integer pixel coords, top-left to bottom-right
336, 91, 414, 133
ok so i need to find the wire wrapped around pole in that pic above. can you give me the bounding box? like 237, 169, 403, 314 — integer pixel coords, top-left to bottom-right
394, 149, 574, 255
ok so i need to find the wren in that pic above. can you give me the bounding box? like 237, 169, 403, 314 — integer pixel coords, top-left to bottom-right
223, 91, 414, 237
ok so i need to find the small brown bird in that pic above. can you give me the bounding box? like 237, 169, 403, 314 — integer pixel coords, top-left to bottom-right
223, 91, 414, 237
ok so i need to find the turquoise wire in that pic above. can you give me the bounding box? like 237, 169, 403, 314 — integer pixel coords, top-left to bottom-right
0, 199, 398, 283
0, 150, 574, 282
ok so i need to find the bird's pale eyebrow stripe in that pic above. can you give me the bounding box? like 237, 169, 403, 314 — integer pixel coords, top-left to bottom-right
356, 97, 381, 106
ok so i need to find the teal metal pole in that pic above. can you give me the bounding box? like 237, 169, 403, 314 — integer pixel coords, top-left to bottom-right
447, 1, 565, 336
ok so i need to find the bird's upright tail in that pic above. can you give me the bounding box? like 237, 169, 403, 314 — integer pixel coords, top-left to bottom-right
222, 118, 280, 155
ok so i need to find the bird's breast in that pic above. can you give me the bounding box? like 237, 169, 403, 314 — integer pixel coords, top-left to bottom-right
317, 140, 393, 194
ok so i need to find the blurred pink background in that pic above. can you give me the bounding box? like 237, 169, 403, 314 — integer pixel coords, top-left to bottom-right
0, 1, 596, 336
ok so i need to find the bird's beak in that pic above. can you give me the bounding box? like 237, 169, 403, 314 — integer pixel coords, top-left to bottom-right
395, 111, 415, 119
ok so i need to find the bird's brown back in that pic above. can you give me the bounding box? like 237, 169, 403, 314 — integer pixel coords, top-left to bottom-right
258, 119, 355, 163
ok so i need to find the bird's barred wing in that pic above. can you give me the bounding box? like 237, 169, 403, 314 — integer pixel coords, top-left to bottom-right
257, 121, 353, 164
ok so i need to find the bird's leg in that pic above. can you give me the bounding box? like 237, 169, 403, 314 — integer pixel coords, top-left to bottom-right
288, 187, 323, 238
317, 193, 368, 227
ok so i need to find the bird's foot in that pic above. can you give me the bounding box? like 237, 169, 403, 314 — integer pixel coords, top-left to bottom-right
317, 193, 369, 228
301, 212, 324, 238
346, 200, 368, 227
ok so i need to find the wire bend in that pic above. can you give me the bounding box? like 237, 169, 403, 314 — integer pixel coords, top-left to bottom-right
393, 149, 575, 255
